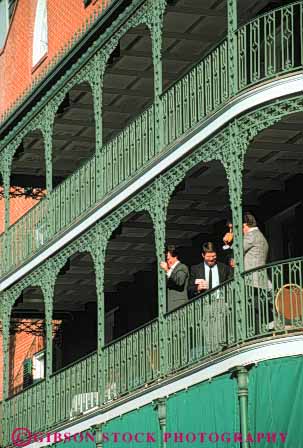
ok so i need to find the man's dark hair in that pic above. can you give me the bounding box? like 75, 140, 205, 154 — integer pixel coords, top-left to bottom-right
243, 212, 257, 227
202, 242, 217, 254
165, 245, 179, 258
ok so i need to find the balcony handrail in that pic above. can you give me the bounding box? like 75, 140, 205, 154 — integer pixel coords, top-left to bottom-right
236, 0, 302, 33
242, 255, 303, 276
103, 316, 158, 349
164, 277, 234, 317
4, 377, 45, 401
50, 349, 97, 378
160, 36, 228, 100
3, 191, 48, 234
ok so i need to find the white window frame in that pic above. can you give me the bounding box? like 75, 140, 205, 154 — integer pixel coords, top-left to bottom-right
0, 0, 9, 49
32, 350, 45, 381
32, 0, 48, 67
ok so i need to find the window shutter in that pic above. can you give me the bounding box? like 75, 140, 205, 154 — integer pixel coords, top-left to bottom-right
23, 358, 33, 388
8, 0, 16, 20
83, 0, 92, 7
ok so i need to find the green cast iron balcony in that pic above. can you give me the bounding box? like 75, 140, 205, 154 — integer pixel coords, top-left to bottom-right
1, 1, 303, 279
2, 257, 303, 446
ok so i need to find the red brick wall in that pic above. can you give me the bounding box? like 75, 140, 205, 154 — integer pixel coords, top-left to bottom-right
0, 330, 44, 400
0, 188, 41, 234
0, 0, 111, 117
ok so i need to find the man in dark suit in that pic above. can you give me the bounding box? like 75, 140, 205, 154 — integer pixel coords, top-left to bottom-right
160, 245, 189, 312
188, 242, 231, 299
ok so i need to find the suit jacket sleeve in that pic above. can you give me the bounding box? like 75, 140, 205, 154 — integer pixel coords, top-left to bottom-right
219, 263, 232, 283
243, 232, 254, 254
167, 264, 188, 290
188, 265, 199, 299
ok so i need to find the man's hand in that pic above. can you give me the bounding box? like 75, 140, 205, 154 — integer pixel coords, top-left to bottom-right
223, 232, 233, 245
160, 261, 169, 272
195, 279, 208, 291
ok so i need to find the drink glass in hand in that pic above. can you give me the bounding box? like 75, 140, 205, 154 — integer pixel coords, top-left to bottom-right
195, 279, 208, 291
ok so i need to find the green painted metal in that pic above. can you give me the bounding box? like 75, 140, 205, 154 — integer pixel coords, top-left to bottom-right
0, 2, 303, 278
4, 380, 46, 444
2, 0, 303, 443
103, 319, 159, 400
2, 255, 303, 443
1, 90, 303, 418
49, 351, 98, 426
233, 366, 249, 448
166, 373, 239, 447
243, 257, 303, 338
248, 357, 303, 446
228, 0, 238, 96
166, 280, 236, 372
236, 1, 303, 92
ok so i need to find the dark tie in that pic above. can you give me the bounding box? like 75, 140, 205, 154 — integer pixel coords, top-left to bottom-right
208, 267, 212, 290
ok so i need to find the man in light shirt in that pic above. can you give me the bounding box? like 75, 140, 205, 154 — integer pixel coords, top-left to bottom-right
160, 245, 189, 313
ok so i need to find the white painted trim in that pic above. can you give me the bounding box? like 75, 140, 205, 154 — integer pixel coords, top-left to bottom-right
28, 335, 303, 448
32, 0, 48, 67
1, 74, 303, 291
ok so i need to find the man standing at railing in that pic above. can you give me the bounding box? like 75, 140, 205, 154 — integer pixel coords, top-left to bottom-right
243, 212, 269, 287
243, 212, 273, 331
160, 245, 189, 313
187, 242, 231, 355
188, 242, 231, 299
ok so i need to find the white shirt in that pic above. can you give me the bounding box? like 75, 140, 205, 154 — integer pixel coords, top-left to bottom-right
247, 226, 258, 233
167, 260, 180, 278
204, 263, 219, 289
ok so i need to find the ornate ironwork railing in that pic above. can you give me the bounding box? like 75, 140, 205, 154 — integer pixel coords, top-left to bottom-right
243, 257, 303, 338
0, 2, 303, 278
166, 280, 236, 372
236, 1, 303, 92
3, 257, 303, 443
162, 40, 229, 147
103, 319, 160, 401
49, 351, 98, 426
3, 380, 46, 444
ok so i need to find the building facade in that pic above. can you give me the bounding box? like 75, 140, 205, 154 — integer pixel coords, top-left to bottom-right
1, 0, 303, 447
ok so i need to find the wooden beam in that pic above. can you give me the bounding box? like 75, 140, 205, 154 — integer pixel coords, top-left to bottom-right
167, 6, 226, 17
127, 28, 211, 42
251, 142, 303, 152
167, 209, 225, 217
103, 87, 152, 97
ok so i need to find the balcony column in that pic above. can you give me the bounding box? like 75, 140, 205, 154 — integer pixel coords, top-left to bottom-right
2, 151, 13, 270
40, 273, 55, 378
150, 0, 166, 98
90, 236, 108, 405
2, 150, 12, 231
227, 0, 238, 95
91, 55, 105, 200
154, 398, 167, 448
42, 113, 54, 194
148, 178, 172, 376
233, 366, 250, 448
223, 122, 248, 341
1, 300, 11, 401
90, 56, 103, 153
40, 270, 55, 425
150, 0, 166, 152
1, 299, 11, 445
